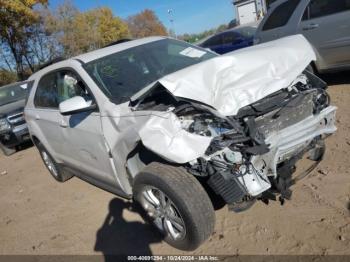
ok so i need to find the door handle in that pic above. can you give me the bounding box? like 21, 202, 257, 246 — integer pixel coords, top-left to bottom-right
35, 115, 40, 120
59, 119, 68, 128
303, 23, 319, 31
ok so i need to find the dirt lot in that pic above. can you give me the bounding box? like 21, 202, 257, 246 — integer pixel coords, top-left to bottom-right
0, 73, 349, 256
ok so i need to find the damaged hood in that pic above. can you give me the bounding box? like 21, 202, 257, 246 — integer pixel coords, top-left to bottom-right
158, 34, 316, 116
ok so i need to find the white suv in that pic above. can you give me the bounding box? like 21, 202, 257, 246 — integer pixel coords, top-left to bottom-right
25, 36, 337, 250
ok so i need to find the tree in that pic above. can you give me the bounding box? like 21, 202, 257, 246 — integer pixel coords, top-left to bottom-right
0, 70, 17, 86
127, 9, 167, 38
0, 0, 48, 79
28, 8, 62, 68
79, 7, 129, 51
47, 1, 129, 57
178, 24, 229, 44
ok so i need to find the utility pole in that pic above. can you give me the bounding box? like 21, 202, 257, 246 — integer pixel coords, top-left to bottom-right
167, 9, 177, 39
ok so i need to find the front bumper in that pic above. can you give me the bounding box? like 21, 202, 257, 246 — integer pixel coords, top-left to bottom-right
0, 123, 30, 147
241, 106, 337, 197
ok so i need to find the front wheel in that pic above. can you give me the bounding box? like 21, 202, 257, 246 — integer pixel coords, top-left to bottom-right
133, 162, 215, 251
36, 142, 72, 182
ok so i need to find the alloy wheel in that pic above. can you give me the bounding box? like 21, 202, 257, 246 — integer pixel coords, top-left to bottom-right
41, 151, 58, 177
138, 186, 186, 241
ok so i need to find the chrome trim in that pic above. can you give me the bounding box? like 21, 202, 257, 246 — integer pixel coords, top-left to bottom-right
12, 123, 28, 133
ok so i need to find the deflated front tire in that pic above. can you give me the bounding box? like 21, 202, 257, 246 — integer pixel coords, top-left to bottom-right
133, 162, 215, 251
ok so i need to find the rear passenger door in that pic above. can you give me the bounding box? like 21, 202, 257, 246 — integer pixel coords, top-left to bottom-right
298, 0, 350, 70
33, 72, 65, 157
257, 0, 302, 43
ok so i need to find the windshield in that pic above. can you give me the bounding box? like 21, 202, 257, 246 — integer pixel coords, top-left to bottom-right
83, 39, 217, 104
0, 83, 28, 106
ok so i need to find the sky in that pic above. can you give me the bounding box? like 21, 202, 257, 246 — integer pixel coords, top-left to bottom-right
48, 0, 236, 35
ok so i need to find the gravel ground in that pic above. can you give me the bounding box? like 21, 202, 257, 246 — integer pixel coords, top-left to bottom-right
0, 72, 349, 256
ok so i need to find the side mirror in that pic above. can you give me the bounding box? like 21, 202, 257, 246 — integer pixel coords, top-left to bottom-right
59, 96, 96, 116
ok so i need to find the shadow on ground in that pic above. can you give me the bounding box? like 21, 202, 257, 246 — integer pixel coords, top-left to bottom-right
94, 198, 163, 261
16, 140, 33, 152
320, 70, 350, 86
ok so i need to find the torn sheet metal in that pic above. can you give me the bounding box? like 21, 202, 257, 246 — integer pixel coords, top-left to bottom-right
138, 112, 212, 163
158, 34, 316, 116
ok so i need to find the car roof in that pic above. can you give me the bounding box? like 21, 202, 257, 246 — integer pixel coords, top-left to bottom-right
269, 0, 290, 9
74, 36, 167, 63
197, 21, 260, 45
223, 21, 260, 34
29, 36, 168, 79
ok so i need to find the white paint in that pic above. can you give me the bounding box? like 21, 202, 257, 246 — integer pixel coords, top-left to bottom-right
138, 112, 212, 164
159, 35, 316, 116
238, 2, 257, 25
180, 47, 207, 58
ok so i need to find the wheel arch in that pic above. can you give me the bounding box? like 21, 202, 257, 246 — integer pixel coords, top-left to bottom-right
31, 135, 40, 146
126, 142, 174, 182
127, 142, 225, 210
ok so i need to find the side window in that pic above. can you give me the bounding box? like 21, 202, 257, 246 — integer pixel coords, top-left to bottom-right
262, 0, 302, 31
222, 32, 237, 44
303, 0, 350, 20
56, 70, 92, 104
34, 70, 93, 109
203, 35, 223, 47
34, 72, 58, 108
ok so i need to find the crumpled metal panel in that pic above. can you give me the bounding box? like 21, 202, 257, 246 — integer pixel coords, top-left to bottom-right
99, 35, 318, 194
138, 112, 212, 163
158, 35, 316, 116
255, 91, 316, 138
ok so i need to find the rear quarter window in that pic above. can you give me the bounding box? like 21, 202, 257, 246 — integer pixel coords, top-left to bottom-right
262, 0, 302, 31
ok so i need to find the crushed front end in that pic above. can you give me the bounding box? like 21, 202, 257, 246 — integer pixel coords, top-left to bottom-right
177, 71, 336, 211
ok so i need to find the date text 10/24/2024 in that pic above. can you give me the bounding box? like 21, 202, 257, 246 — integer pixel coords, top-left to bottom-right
127, 256, 220, 261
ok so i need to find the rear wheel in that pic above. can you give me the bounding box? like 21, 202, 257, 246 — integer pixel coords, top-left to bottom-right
0, 142, 16, 156
133, 162, 215, 251
36, 142, 72, 182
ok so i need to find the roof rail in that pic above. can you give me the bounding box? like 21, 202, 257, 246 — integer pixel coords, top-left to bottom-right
104, 38, 133, 48
37, 57, 65, 71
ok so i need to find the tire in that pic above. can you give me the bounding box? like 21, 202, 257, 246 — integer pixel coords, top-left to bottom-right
306, 64, 315, 74
0, 142, 16, 156
133, 162, 215, 251
36, 142, 72, 182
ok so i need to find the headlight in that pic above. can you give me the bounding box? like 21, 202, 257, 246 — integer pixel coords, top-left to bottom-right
0, 118, 11, 133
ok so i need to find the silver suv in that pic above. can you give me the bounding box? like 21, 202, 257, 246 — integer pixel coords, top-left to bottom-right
254, 0, 350, 73
25, 36, 336, 250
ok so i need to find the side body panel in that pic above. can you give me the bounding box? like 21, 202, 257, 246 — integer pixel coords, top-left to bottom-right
25, 60, 128, 196
298, 8, 350, 71
256, 0, 350, 71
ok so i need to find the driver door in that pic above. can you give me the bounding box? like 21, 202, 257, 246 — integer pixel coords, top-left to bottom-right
55, 69, 117, 186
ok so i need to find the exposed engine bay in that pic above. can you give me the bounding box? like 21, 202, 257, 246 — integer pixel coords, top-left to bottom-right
133, 70, 337, 212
